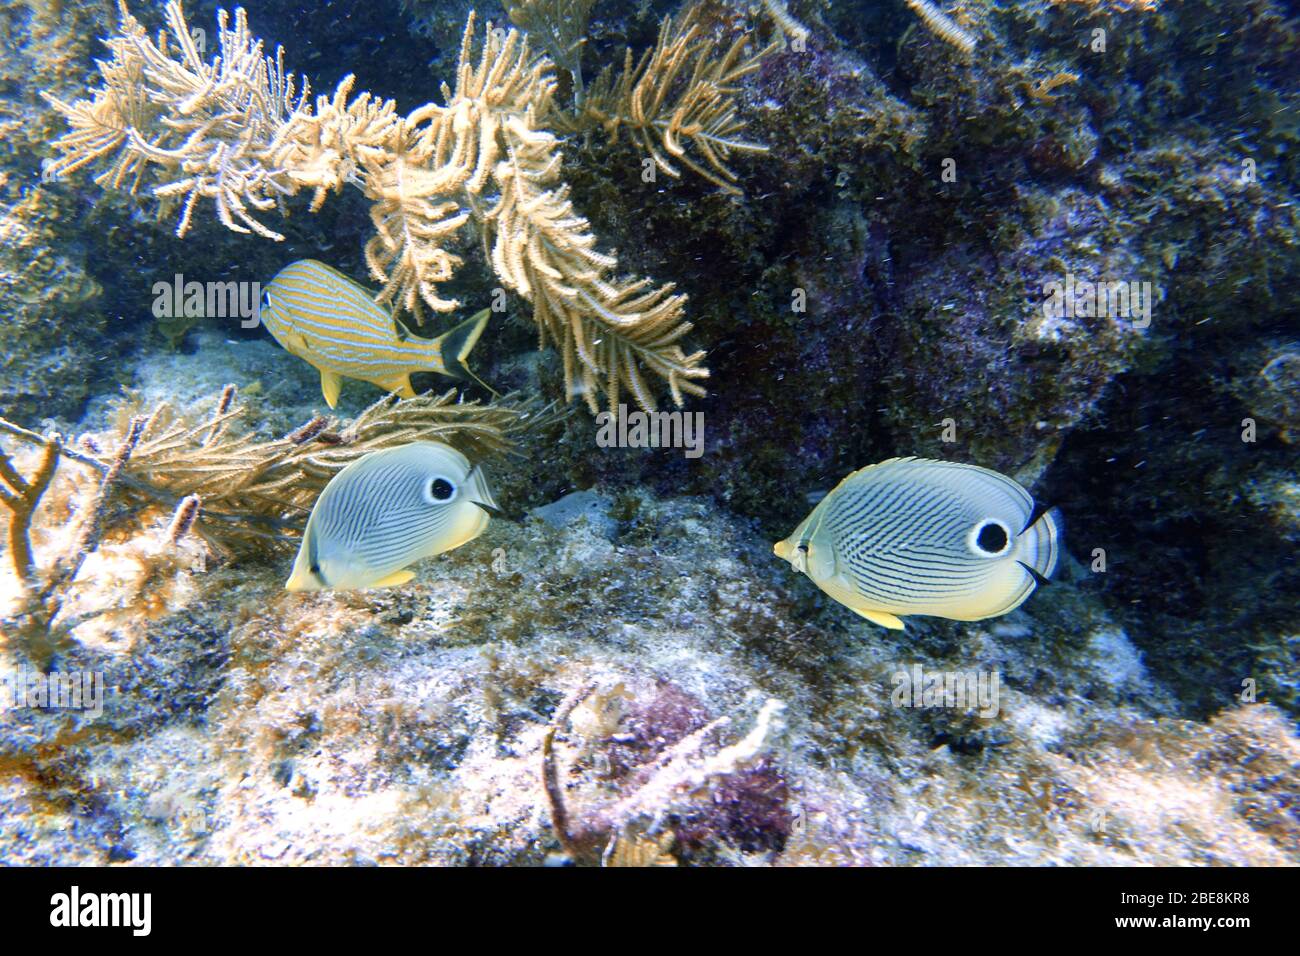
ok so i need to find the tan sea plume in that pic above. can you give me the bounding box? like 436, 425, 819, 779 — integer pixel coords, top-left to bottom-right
43, 1, 771, 412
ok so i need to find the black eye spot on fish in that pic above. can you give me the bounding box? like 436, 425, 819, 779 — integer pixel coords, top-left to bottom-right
975, 521, 1009, 554
428, 477, 454, 501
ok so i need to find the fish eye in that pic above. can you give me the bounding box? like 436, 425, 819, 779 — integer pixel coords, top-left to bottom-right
970, 520, 1011, 556
260, 290, 272, 311
424, 476, 456, 503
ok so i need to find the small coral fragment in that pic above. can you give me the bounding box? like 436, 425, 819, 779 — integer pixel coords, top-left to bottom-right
904, 0, 978, 56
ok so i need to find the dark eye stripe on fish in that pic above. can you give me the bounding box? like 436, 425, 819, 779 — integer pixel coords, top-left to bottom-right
774, 457, 1062, 629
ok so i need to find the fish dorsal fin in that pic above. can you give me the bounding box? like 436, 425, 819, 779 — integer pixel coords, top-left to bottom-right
846, 456, 914, 478
853, 607, 906, 630
368, 569, 416, 589
319, 368, 343, 408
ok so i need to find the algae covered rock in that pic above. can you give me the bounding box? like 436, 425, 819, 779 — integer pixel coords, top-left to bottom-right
0, 0, 108, 422
2, 468, 1296, 866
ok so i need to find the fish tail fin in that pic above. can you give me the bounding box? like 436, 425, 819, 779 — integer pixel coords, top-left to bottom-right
1018, 506, 1064, 582
433, 308, 497, 396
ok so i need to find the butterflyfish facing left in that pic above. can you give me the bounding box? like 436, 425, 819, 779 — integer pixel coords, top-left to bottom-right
774, 457, 1063, 629
286, 441, 499, 592
260, 259, 492, 408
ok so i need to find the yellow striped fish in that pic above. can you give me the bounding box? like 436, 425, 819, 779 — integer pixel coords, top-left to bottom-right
774, 457, 1062, 629
259, 259, 491, 408
286, 441, 500, 592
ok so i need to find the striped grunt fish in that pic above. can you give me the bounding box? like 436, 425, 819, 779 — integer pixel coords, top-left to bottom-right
774, 457, 1062, 629
259, 259, 492, 408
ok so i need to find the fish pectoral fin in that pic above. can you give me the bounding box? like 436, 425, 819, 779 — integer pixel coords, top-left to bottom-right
368, 569, 416, 589
319, 369, 343, 409
853, 607, 906, 630
828, 566, 906, 629
376, 374, 416, 399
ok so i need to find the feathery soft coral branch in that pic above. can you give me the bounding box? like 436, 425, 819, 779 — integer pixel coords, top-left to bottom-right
43, 2, 751, 412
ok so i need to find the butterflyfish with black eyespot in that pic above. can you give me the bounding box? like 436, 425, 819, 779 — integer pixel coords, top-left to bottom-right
259, 259, 493, 408
286, 441, 500, 592
774, 457, 1063, 629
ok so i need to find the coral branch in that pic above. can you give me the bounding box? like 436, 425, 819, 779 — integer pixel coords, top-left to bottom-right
503, 0, 597, 97
541, 683, 786, 864
0, 434, 61, 594
0, 388, 560, 560
46, 414, 147, 595
564, 4, 774, 194
905, 0, 978, 56
44, 2, 745, 412
542, 680, 597, 857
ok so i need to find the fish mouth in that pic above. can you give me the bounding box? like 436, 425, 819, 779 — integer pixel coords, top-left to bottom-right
468, 464, 502, 516
773, 536, 808, 573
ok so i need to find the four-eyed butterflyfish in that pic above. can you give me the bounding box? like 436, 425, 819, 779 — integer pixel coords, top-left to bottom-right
286, 441, 500, 592
774, 457, 1062, 629
259, 259, 492, 409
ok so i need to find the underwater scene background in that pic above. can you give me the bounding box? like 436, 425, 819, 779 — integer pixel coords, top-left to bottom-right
0, 0, 1296, 865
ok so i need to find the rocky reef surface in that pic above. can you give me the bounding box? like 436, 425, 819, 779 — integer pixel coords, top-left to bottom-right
1, 422, 1296, 864
0, 343, 1295, 866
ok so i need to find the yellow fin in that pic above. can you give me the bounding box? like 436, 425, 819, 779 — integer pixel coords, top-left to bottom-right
376, 374, 416, 399
853, 607, 906, 630
368, 569, 415, 588
320, 369, 343, 408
